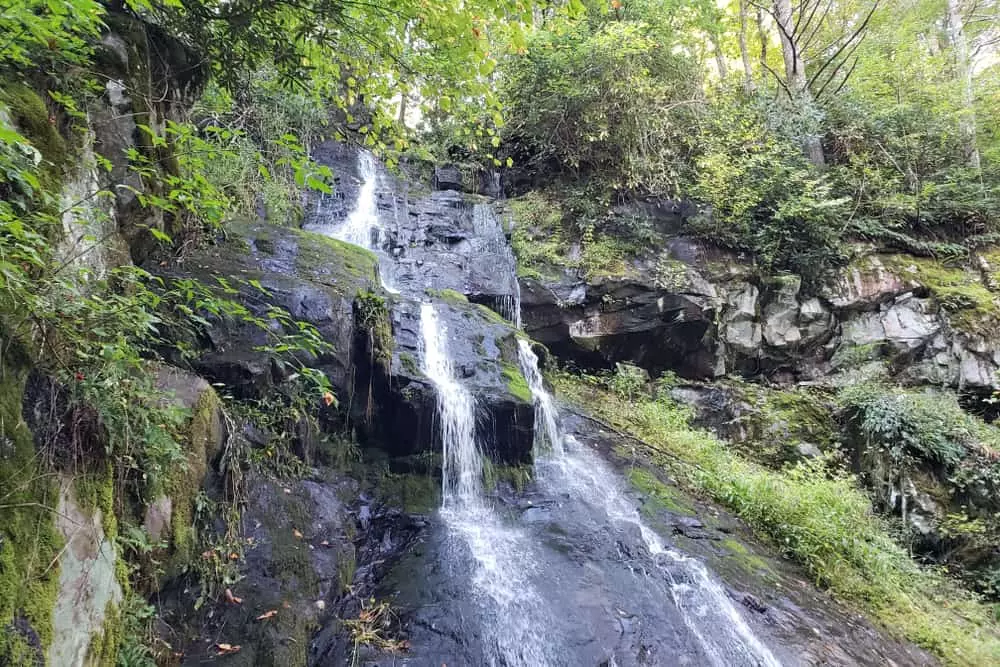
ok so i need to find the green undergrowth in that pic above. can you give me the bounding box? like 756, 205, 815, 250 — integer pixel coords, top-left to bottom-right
551, 369, 1000, 664
508, 189, 649, 281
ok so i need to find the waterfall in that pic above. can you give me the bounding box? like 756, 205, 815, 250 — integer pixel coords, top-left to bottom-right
517, 340, 562, 454
332, 151, 378, 248
419, 303, 483, 504
473, 204, 521, 328
516, 341, 782, 667
419, 303, 553, 666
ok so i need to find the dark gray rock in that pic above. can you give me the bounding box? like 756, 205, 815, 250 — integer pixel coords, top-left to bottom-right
432, 164, 464, 191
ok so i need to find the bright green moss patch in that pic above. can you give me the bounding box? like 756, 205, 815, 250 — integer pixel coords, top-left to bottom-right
719, 538, 773, 576
881, 254, 1000, 335
474, 303, 509, 325
276, 225, 380, 292
164, 386, 222, 575
0, 367, 63, 664
425, 287, 469, 304
73, 463, 119, 547
626, 468, 695, 516
500, 362, 531, 403
0, 81, 69, 181
85, 599, 121, 666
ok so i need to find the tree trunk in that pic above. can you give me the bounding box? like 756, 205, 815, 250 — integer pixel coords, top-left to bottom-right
773, 0, 806, 93
739, 0, 755, 91
946, 0, 981, 169
712, 35, 729, 80
773, 0, 825, 166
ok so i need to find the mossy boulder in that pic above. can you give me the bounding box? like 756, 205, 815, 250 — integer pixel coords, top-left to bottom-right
0, 365, 64, 666
145, 366, 225, 577
669, 380, 837, 467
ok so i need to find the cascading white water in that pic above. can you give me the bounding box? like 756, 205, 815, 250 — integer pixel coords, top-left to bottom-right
333, 151, 378, 248
516, 339, 782, 667
420, 304, 553, 666
472, 204, 521, 328
517, 339, 561, 454
319, 150, 400, 293
419, 303, 483, 504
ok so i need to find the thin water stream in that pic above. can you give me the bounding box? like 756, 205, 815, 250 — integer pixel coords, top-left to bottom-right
517, 340, 781, 667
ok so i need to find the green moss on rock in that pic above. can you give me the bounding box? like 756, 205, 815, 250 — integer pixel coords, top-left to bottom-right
500, 362, 531, 403
627, 468, 695, 517
425, 288, 469, 304
84, 599, 121, 666
0, 366, 63, 664
355, 291, 393, 365
398, 352, 420, 376
0, 81, 69, 181
881, 254, 1000, 335
163, 384, 223, 575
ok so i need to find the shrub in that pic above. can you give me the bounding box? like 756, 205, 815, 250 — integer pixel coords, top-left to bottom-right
500, 18, 702, 196
686, 92, 848, 285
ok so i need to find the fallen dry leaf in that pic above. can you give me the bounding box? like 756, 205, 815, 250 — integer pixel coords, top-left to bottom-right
256, 609, 278, 621
215, 643, 241, 655
292, 528, 303, 539
229, 552, 239, 561
224, 588, 243, 605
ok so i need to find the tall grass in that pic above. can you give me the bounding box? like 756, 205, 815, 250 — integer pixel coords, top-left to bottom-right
552, 371, 1000, 665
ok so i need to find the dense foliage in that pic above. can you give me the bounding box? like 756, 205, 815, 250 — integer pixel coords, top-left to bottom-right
491, 0, 1000, 283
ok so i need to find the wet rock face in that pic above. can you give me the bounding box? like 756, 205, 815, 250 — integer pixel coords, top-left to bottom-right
156, 472, 416, 667
151, 159, 534, 465
300, 143, 534, 463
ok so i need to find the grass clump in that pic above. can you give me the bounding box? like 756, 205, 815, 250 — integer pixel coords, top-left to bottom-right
552, 369, 1000, 665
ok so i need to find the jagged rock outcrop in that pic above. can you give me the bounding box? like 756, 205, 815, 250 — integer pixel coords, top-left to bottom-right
519, 228, 1000, 391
